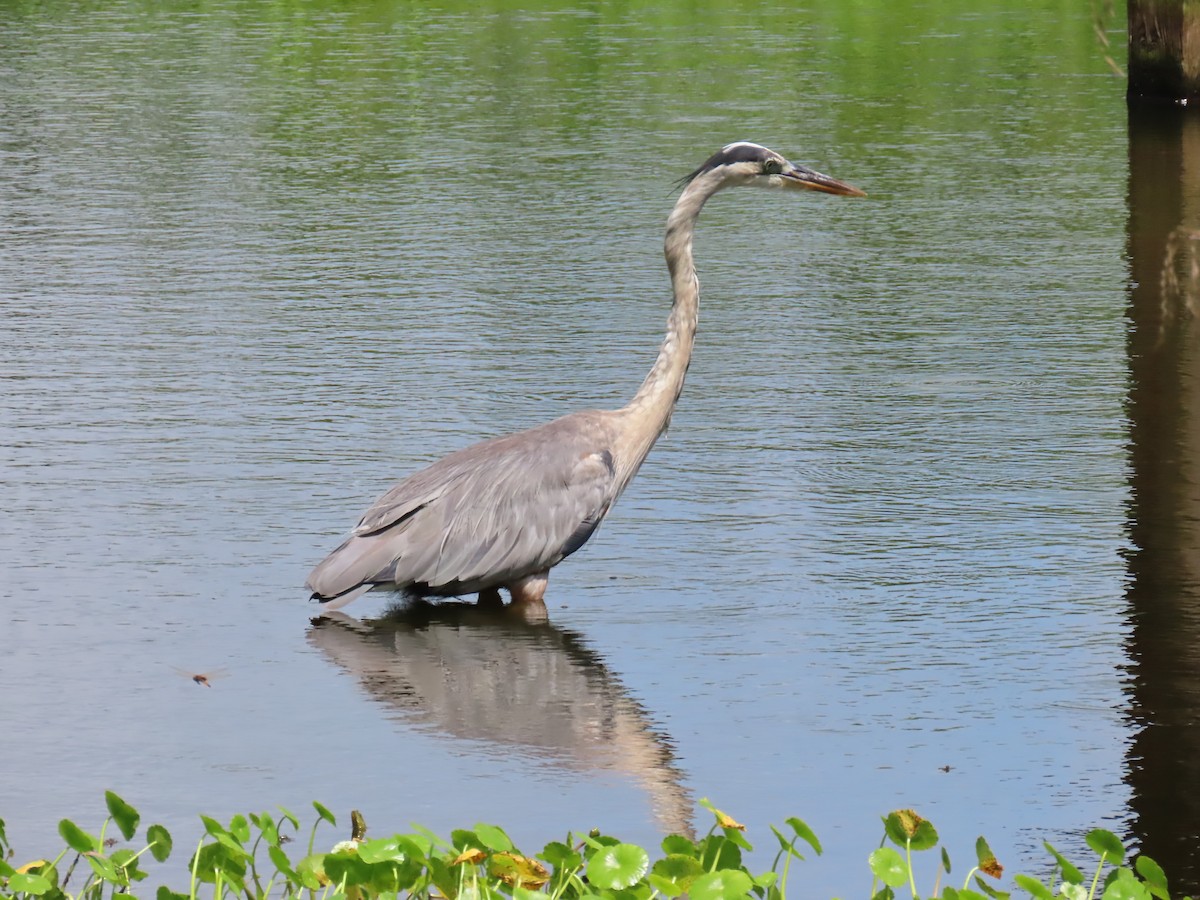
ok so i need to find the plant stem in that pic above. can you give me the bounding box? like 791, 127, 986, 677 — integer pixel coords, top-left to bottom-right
189, 837, 204, 900
961, 866, 979, 892
1087, 854, 1107, 900
61, 852, 82, 888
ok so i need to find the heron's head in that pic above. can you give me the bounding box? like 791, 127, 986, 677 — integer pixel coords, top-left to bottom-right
684, 141, 865, 197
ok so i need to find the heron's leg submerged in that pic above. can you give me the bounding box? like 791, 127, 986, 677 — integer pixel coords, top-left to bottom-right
507, 572, 549, 607
477, 587, 503, 608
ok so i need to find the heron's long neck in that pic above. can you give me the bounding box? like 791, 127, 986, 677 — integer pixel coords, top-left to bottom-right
615, 175, 720, 482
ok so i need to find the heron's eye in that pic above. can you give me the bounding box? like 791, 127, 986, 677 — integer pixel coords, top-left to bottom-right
762, 159, 783, 175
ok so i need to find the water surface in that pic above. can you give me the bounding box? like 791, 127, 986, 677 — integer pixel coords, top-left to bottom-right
0, 0, 1175, 893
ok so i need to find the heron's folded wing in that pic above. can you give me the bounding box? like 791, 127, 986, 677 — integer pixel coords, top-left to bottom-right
355, 415, 619, 591
353, 475, 454, 537
398, 440, 616, 590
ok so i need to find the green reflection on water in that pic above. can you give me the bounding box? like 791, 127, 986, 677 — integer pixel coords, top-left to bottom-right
2, 0, 1120, 153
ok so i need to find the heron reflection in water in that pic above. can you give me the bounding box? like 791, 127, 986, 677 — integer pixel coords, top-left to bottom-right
306, 143, 864, 611
307, 605, 694, 836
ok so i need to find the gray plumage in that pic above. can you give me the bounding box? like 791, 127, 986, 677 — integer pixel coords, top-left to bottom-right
307, 142, 864, 610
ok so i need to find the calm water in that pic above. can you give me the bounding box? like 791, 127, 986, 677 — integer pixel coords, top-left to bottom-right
3, 0, 1193, 893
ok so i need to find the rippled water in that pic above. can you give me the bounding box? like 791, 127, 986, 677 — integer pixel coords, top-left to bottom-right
1, 0, 1183, 894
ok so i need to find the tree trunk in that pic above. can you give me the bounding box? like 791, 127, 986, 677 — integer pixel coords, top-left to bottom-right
1128, 0, 1200, 104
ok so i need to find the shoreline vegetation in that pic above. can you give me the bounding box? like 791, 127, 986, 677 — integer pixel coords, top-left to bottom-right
0, 793, 1182, 900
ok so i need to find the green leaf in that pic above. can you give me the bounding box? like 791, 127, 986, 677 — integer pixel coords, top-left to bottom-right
1135, 856, 1169, 900
191, 842, 247, 888
699, 834, 742, 871
156, 886, 189, 900
755, 870, 779, 889
400, 832, 434, 856
786, 816, 824, 856
312, 802, 336, 827
722, 825, 753, 852
651, 853, 704, 887
57, 819, 98, 854
358, 838, 404, 864
661, 835, 696, 857
85, 853, 119, 882
1014, 874, 1054, 900
196, 819, 243, 856
869, 847, 909, 888
294, 853, 327, 891
883, 811, 938, 851
942, 847, 953, 874
648, 873, 686, 898
394, 838, 429, 883
256, 812, 279, 847
228, 815, 250, 845
473, 824, 514, 853
323, 851, 371, 887
8, 872, 52, 895
199, 816, 229, 839
110, 848, 141, 872
408, 824, 449, 851
538, 841, 581, 870
976, 837, 1003, 878
1102, 868, 1151, 900
1086, 830, 1126, 866
276, 806, 300, 831
689, 870, 755, 900
909, 820, 939, 851
426, 856, 454, 900
104, 792, 140, 841
973, 874, 1010, 899
268, 844, 297, 879
769, 825, 806, 860
584, 832, 621, 850
883, 812, 911, 847
146, 824, 172, 863
586, 843, 650, 890
1044, 842, 1084, 884
451, 829, 485, 853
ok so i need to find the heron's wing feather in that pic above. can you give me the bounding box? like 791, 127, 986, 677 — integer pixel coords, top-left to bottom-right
353, 477, 454, 536
334, 412, 619, 593
404, 442, 614, 589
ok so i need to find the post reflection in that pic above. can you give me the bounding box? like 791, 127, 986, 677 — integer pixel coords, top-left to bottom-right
1125, 104, 1200, 888
305, 603, 694, 837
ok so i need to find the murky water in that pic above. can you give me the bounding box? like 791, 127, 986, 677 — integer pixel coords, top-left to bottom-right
4, 0, 1195, 893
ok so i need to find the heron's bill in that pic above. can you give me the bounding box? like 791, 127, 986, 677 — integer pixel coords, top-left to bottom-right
783, 165, 866, 197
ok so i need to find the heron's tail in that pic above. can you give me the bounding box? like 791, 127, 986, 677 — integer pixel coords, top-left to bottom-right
306, 534, 397, 609
310, 583, 372, 611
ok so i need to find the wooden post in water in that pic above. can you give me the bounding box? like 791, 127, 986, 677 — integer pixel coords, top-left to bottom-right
1128, 0, 1200, 103
1125, 104, 1200, 887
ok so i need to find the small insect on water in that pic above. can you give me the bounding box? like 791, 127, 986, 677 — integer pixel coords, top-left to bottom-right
172, 666, 229, 687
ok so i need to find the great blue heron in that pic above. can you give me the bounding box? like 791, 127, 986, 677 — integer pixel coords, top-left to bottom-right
307, 141, 864, 611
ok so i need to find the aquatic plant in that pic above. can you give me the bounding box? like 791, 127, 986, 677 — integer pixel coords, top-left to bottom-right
0, 792, 1184, 900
